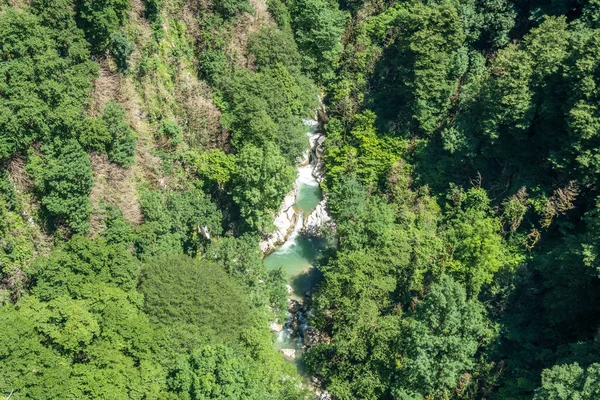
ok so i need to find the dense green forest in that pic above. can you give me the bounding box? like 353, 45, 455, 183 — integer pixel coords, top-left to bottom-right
1, 0, 600, 398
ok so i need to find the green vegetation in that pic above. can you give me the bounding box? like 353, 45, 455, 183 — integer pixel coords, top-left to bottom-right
0, 0, 312, 397
304, 0, 600, 398
1, 0, 600, 398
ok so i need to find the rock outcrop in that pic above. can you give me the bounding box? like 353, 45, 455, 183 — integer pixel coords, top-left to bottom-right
259, 190, 300, 254
303, 199, 331, 236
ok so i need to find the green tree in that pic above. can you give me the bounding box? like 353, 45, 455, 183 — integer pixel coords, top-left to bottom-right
534, 363, 600, 400
27, 139, 94, 234
444, 186, 515, 297
75, 0, 130, 50
139, 255, 255, 344
230, 143, 295, 233
288, 0, 346, 82
135, 189, 222, 258
371, 1, 466, 134
248, 26, 301, 71
0, 8, 97, 159
30, 235, 138, 301
0, 234, 165, 399
392, 275, 492, 399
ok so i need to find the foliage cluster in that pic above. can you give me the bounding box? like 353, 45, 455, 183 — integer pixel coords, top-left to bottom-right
310, 0, 600, 398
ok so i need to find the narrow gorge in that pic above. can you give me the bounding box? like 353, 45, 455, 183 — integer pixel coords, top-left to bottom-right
262, 116, 332, 393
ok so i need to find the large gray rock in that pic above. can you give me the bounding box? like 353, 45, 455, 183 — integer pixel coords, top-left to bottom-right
259, 189, 300, 254
303, 199, 331, 236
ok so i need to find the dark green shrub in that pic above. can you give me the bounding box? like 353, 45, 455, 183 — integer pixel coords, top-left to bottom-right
101, 101, 137, 167
27, 140, 93, 234
158, 119, 183, 146
78, 117, 112, 152
101, 205, 134, 246
109, 30, 135, 72
75, 0, 130, 51
213, 0, 252, 19
0, 171, 18, 211
144, 0, 162, 22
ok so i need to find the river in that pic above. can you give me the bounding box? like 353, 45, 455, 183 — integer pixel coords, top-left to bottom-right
263, 121, 327, 371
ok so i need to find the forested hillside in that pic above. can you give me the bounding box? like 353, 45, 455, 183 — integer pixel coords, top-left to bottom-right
306, 0, 600, 398
0, 0, 599, 398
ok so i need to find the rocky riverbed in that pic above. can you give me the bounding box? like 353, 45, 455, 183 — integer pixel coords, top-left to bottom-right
259, 120, 331, 254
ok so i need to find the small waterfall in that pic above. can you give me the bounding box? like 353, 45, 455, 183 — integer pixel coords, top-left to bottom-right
298, 163, 319, 187
278, 214, 304, 253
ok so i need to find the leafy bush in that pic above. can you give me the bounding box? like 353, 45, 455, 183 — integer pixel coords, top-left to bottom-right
157, 119, 183, 147
189, 148, 235, 188
109, 30, 135, 72
213, 0, 252, 19
78, 117, 112, 152
101, 205, 134, 246
75, 0, 130, 50
27, 140, 93, 234
101, 101, 137, 167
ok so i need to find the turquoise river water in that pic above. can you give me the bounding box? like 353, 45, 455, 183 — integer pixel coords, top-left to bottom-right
263, 123, 326, 370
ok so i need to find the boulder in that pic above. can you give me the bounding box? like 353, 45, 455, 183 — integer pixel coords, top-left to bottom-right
286, 313, 300, 332
303, 326, 320, 348
288, 299, 303, 313
270, 322, 283, 332
315, 390, 332, 400
280, 348, 296, 361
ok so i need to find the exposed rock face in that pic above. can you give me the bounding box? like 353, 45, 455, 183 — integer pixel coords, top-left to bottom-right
259, 190, 300, 254
303, 326, 320, 348
315, 390, 332, 400
280, 348, 296, 361
312, 134, 326, 184
303, 326, 331, 348
303, 199, 331, 236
